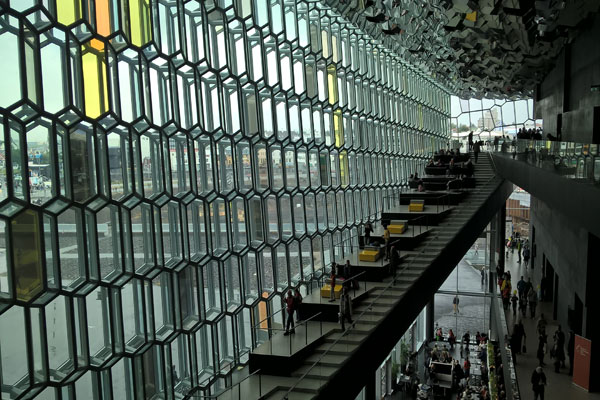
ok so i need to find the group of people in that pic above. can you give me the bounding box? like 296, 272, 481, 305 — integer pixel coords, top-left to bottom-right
427, 327, 490, 399
283, 288, 304, 335
509, 275, 538, 318
506, 234, 531, 268
517, 128, 544, 141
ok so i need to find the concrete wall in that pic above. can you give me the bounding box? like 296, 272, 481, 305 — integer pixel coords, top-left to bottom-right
535, 13, 600, 143
529, 196, 590, 335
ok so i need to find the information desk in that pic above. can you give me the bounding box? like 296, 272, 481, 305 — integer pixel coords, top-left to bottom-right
429, 360, 453, 382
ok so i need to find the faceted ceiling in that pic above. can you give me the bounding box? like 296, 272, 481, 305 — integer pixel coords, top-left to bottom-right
328, 0, 600, 99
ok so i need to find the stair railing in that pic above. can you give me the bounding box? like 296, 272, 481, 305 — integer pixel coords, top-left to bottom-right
281, 166, 501, 399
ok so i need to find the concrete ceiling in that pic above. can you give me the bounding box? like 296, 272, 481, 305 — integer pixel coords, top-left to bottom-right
328, 0, 600, 99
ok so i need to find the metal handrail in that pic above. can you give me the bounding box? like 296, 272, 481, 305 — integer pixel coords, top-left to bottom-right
282, 158, 499, 399
189, 368, 262, 399
252, 307, 284, 332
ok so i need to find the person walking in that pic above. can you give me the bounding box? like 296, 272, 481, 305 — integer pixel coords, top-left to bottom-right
517, 239, 522, 263
537, 314, 547, 335
481, 267, 486, 286
293, 288, 303, 323
448, 329, 456, 350
339, 287, 353, 333
511, 291, 519, 315
523, 245, 531, 268
493, 135, 499, 152
531, 366, 547, 400
519, 292, 528, 317
528, 289, 538, 318
453, 295, 460, 314
283, 290, 295, 335
517, 276, 526, 299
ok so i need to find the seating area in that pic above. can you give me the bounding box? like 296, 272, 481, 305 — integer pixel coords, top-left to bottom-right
409, 199, 425, 212
387, 220, 407, 234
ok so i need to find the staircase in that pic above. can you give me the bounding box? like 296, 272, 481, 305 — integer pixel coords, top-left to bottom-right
212, 153, 511, 400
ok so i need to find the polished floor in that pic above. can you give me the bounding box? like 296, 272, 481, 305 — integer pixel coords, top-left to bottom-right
503, 252, 600, 400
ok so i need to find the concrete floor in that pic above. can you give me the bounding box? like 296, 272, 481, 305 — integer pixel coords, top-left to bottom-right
503, 251, 600, 400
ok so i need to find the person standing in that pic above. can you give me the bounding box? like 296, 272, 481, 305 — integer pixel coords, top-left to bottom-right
516, 320, 527, 354
283, 290, 295, 335
329, 265, 337, 302
517, 239, 522, 263
293, 288, 303, 323
531, 366, 547, 400
537, 333, 547, 366
473, 141, 481, 163
554, 325, 566, 369
568, 330, 575, 376
493, 135, 499, 152
481, 267, 486, 286
383, 225, 391, 260
364, 221, 373, 243
453, 295, 460, 314
528, 288, 538, 318
468, 131, 474, 151
339, 287, 353, 333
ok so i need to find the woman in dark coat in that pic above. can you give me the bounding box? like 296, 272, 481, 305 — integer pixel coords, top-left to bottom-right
536, 333, 547, 366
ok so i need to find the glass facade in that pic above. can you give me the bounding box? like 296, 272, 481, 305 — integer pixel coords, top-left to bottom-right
450, 97, 540, 136
0, 1, 449, 398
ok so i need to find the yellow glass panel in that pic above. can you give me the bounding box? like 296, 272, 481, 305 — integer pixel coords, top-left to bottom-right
327, 65, 338, 105
129, 0, 152, 47
12, 210, 43, 302
334, 109, 344, 148
56, 0, 81, 26
339, 150, 349, 187
465, 11, 477, 22
81, 41, 109, 118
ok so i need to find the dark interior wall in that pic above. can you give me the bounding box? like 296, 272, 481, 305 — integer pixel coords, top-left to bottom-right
535, 13, 600, 143
529, 196, 591, 336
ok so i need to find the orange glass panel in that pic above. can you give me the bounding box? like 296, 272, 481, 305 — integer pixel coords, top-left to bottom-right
96, 0, 111, 37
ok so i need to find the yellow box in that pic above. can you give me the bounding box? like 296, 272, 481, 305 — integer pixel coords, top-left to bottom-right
388, 224, 406, 234
359, 249, 380, 262
408, 203, 424, 212
320, 284, 343, 299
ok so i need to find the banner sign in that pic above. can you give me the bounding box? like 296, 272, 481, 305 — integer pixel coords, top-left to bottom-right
573, 335, 591, 390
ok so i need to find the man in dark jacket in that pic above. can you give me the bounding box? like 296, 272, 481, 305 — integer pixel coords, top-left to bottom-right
284, 290, 295, 335
531, 366, 547, 400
